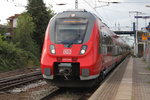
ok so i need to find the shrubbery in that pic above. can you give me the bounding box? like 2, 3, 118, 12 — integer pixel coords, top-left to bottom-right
0, 0, 55, 72
13, 13, 40, 58
0, 36, 38, 72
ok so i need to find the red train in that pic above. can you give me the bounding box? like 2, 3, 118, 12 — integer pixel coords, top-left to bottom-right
41, 9, 130, 87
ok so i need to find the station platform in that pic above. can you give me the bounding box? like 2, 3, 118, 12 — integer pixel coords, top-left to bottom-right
89, 56, 150, 100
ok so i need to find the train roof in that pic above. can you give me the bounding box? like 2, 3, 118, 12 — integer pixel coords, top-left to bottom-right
52, 9, 97, 21
64, 9, 88, 12
50, 9, 129, 46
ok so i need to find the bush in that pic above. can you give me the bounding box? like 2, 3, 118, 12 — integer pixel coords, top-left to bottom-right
0, 36, 38, 72
13, 12, 40, 58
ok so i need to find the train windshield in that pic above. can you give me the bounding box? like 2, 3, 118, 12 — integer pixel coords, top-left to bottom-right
55, 18, 88, 44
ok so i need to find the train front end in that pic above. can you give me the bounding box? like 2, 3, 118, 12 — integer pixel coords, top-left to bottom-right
41, 10, 101, 87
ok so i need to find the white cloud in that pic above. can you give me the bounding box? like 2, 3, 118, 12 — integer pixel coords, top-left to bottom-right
0, 0, 150, 31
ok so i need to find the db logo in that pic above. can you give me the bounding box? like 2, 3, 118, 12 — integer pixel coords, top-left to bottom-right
63, 49, 72, 55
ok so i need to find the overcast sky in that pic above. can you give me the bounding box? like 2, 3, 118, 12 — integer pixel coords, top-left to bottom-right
0, 0, 150, 32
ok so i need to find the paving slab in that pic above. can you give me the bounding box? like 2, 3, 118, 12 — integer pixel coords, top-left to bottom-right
89, 57, 150, 100
89, 57, 130, 100
115, 57, 133, 100
132, 58, 150, 100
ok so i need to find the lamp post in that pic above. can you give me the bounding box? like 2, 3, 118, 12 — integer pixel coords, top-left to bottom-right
144, 5, 150, 62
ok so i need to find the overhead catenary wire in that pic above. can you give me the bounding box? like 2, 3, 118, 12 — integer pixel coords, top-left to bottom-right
97, 1, 113, 26
98, 0, 150, 4
117, 1, 150, 3
82, 0, 113, 27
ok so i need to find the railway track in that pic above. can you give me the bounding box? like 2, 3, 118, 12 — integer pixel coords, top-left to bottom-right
0, 71, 43, 91
40, 85, 99, 100
39, 56, 130, 100
40, 87, 62, 100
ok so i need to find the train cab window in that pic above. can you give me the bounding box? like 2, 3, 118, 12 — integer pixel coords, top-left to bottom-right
55, 18, 88, 44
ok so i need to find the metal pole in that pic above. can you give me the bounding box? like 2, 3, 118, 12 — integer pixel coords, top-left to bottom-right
145, 18, 147, 27
75, 0, 78, 9
136, 12, 138, 56
95, 0, 96, 8
129, 11, 143, 56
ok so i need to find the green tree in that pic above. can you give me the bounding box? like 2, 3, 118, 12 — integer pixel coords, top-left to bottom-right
0, 25, 7, 34
13, 12, 39, 58
0, 36, 37, 72
27, 0, 54, 49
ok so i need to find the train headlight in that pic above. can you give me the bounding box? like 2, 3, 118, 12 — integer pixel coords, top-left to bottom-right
80, 45, 87, 55
50, 45, 55, 54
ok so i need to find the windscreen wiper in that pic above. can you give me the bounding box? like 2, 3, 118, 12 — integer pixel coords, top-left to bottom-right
60, 40, 71, 44
67, 34, 80, 48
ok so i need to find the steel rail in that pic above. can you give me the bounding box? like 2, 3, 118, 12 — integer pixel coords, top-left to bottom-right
0, 71, 41, 82
40, 87, 62, 100
0, 71, 42, 91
